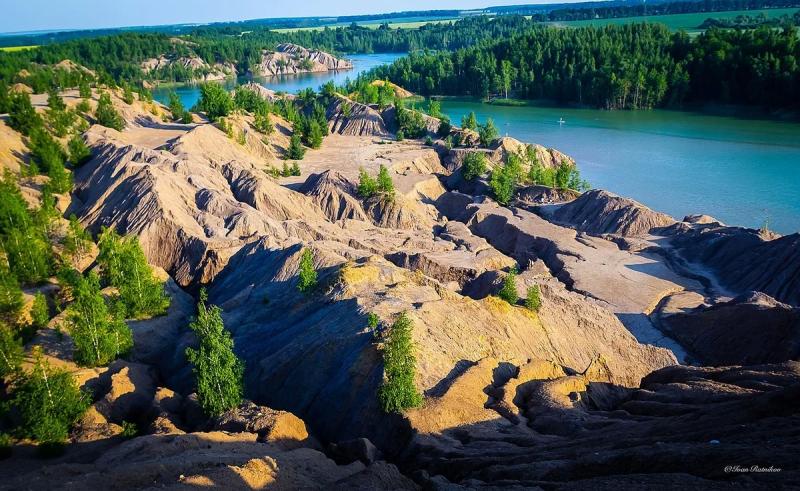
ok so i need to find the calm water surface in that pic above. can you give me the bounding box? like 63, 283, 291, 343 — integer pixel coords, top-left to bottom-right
440, 100, 800, 234
155, 54, 800, 233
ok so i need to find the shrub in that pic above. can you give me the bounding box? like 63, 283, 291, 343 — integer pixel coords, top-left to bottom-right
30, 292, 49, 329
29, 128, 66, 174
525, 285, 542, 312
437, 118, 452, 137
396, 105, 426, 138
95, 92, 124, 131
167, 91, 185, 121
357, 168, 378, 198
306, 120, 323, 149
12, 353, 89, 451
395, 130, 404, 141
378, 312, 423, 413
297, 248, 317, 293
424, 136, 433, 146
66, 271, 133, 367
120, 421, 139, 439
0, 265, 24, 322
461, 112, 478, 130
185, 290, 244, 417
462, 152, 487, 181
75, 99, 91, 114
253, 107, 274, 135
62, 214, 91, 258
121, 84, 135, 105
8, 92, 42, 136
498, 268, 518, 305
78, 81, 91, 99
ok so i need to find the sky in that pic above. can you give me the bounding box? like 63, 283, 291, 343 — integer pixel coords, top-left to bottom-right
1, 0, 583, 34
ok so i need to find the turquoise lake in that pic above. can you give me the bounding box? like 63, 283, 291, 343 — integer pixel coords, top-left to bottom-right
153, 54, 800, 234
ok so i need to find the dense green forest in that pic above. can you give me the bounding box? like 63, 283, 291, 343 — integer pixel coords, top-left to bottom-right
0, 16, 541, 86
356, 23, 800, 110
530, 0, 800, 21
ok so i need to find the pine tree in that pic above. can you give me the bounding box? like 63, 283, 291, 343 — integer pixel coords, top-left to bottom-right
68, 135, 91, 167
121, 84, 135, 105
167, 91, 185, 122
198, 82, 233, 120
297, 248, 317, 293
63, 214, 91, 258
0, 322, 23, 377
462, 152, 487, 181
30, 292, 49, 329
525, 285, 542, 312
47, 89, 66, 111
285, 134, 305, 160
378, 312, 422, 413
12, 351, 89, 451
307, 120, 323, 149
461, 111, 477, 130
67, 271, 133, 367
498, 268, 519, 305
78, 81, 91, 99
376, 164, 394, 195
478, 118, 499, 147
0, 264, 23, 322
8, 92, 43, 136
185, 289, 243, 417
95, 92, 125, 131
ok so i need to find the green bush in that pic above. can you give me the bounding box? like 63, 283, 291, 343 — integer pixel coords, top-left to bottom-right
525, 285, 542, 312
498, 268, 519, 305
357, 168, 378, 198
95, 92, 125, 131
66, 271, 133, 367
478, 118, 499, 147
197, 83, 233, 120
461, 111, 477, 130
378, 312, 423, 413
8, 92, 43, 136
297, 248, 318, 294
97, 228, 169, 319
253, 107, 274, 135
12, 353, 89, 451
185, 290, 244, 417
0, 264, 24, 322
68, 135, 91, 167
462, 152, 487, 181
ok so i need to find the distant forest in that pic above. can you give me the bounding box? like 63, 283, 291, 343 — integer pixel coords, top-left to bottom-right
360, 23, 800, 110
1, 11, 798, 112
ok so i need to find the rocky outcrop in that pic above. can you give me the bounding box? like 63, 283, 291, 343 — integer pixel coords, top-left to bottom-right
404, 360, 800, 489
667, 222, 800, 306
551, 189, 677, 236
660, 292, 800, 365
140, 55, 235, 82
300, 170, 370, 222
326, 95, 390, 137
253, 43, 352, 76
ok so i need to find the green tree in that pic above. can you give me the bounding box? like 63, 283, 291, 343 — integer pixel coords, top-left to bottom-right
2, 226, 52, 285
555, 160, 572, 189
97, 228, 169, 319
167, 91, 185, 122
47, 89, 66, 111
95, 92, 125, 131
8, 92, 42, 136
197, 82, 233, 120
30, 292, 49, 329
297, 248, 317, 293
306, 120, 323, 149
498, 268, 518, 305
378, 312, 422, 413
185, 290, 244, 417
525, 285, 542, 312
461, 111, 477, 130
29, 128, 66, 174
376, 164, 394, 195
78, 81, 91, 99
121, 84, 135, 105
46, 160, 72, 194
478, 118, 499, 147
253, 107, 274, 135
66, 271, 133, 367
62, 214, 91, 258
462, 152, 487, 181
0, 322, 23, 377
427, 99, 442, 118
285, 134, 306, 160
0, 264, 24, 322
12, 352, 89, 450
68, 135, 91, 167
489, 162, 520, 206
357, 167, 377, 198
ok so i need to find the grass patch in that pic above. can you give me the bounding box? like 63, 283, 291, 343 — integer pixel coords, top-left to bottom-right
0, 45, 39, 52
549, 8, 800, 33
486, 98, 532, 107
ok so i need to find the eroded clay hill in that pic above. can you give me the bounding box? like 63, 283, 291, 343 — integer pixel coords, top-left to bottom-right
21, 86, 798, 488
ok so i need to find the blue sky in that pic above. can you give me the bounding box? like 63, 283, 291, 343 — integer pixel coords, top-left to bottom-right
2, 0, 583, 34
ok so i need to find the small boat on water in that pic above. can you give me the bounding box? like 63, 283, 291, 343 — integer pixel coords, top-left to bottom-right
558, 117, 566, 125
